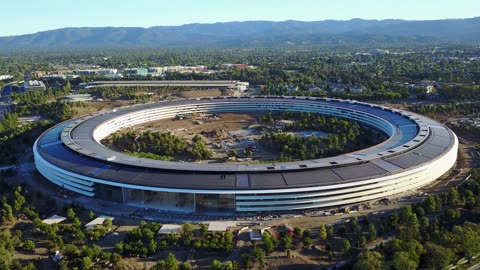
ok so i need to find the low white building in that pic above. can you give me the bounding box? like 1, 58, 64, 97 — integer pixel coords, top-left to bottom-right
24, 80, 46, 91
104, 73, 123, 79
157, 224, 181, 234
231, 81, 249, 92
0, 75, 13, 81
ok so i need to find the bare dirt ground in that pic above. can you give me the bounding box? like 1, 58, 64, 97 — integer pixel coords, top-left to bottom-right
175, 89, 223, 99
122, 250, 189, 270
10, 218, 53, 269
265, 250, 324, 270
104, 112, 281, 162
74, 100, 135, 117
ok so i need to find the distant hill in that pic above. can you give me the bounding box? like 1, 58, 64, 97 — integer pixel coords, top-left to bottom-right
1, 17, 480, 49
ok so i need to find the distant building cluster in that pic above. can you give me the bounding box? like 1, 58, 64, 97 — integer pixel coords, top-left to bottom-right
12, 63, 256, 81
23, 80, 46, 92
31, 70, 78, 80
22, 73, 46, 92
148, 65, 208, 75
67, 64, 253, 78
275, 81, 365, 95
355, 48, 391, 56
370, 48, 390, 55
221, 64, 256, 69
0, 63, 257, 98
74, 69, 122, 79
75, 68, 119, 76
0, 73, 47, 97
79, 80, 249, 92
327, 81, 365, 93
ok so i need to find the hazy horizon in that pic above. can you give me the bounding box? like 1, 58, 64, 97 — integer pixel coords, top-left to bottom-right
2, 0, 479, 36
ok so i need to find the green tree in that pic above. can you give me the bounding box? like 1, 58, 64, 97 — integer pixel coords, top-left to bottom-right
350, 216, 360, 233
0, 246, 13, 270
419, 217, 429, 228
228, 149, 238, 158
391, 251, 417, 270
89, 210, 95, 220
241, 252, 253, 269
302, 229, 311, 239
211, 259, 223, 270
111, 252, 123, 267
368, 224, 377, 241
181, 223, 194, 246
165, 253, 178, 270
66, 208, 76, 220
80, 256, 92, 270
423, 242, 455, 270
23, 240, 35, 252
293, 227, 302, 237
223, 261, 237, 270
343, 239, 351, 253
414, 206, 425, 218
180, 262, 192, 270
353, 251, 383, 270
402, 240, 425, 266
326, 225, 334, 238
73, 217, 82, 228
262, 233, 276, 254
103, 218, 113, 229
1, 201, 14, 224
253, 247, 265, 265
167, 230, 179, 245
447, 187, 461, 206
13, 186, 26, 212
359, 236, 367, 247
280, 232, 293, 251
153, 261, 166, 270
199, 223, 208, 237
423, 195, 437, 214
399, 206, 419, 241
452, 223, 480, 262
64, 81, 71, 92
148, 238, 157, 254
303, 236, 314, 248
319, 224, 327, 240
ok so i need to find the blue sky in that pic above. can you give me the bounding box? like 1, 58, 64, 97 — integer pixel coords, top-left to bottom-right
2, 0, 479, 36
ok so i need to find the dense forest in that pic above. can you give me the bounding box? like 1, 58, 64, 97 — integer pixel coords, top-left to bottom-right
2, 46, 480, 102
259, 112, 378, 161
109, 131, 212, 161
0, 113, 52, 164
1, 167, 480, 269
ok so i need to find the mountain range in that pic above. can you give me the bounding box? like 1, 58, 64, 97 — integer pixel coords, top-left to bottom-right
1, 17, 480, 49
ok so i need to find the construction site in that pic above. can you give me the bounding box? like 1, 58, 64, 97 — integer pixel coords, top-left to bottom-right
128, 112, 284, 162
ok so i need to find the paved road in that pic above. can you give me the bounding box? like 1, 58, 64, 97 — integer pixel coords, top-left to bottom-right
0, 165, 16, 171
467, 261, 480, 270
18, 162, 36, 175
0, 102, 10, 118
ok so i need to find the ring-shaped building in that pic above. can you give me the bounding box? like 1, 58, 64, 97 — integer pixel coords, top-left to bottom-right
34, 96, 458, 214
